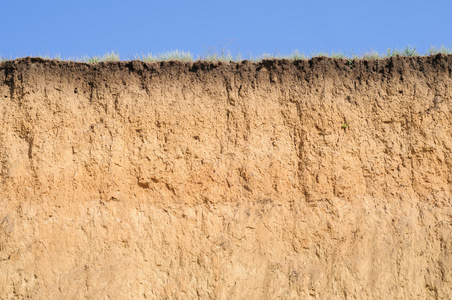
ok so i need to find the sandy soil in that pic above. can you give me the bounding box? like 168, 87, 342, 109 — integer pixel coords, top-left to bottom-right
0, 56, 451, 299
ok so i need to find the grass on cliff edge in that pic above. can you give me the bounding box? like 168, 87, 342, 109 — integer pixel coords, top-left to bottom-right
2, 45, 452, 63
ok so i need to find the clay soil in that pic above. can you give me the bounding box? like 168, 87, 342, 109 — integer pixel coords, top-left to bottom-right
0, 56, 451, 299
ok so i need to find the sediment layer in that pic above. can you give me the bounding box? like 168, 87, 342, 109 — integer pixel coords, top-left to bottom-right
0, 56, 451, 299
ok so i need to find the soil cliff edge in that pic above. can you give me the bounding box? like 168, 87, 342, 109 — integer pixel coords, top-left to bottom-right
0, 56, 451, 299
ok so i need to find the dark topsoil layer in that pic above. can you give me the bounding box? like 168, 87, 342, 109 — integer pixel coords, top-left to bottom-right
1, 55, 452, 89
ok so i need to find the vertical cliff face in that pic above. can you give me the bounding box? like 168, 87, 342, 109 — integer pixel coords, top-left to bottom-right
0, 56, 451, 299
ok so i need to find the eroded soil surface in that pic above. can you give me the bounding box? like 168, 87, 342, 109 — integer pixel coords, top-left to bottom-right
0, 56, 451, 299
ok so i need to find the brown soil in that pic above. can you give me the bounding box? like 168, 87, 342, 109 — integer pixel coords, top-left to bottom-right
0, 55, 451, 299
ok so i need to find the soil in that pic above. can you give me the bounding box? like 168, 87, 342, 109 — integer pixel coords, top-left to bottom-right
0, 55, 451, 299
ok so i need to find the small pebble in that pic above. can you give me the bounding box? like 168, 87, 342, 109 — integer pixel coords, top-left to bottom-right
433, 96, 442, 106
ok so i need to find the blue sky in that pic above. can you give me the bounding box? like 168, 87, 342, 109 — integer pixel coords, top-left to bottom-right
1, 0, 451, 59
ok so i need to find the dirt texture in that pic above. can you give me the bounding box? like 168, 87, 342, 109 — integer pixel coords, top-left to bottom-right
0, 56, 451, 299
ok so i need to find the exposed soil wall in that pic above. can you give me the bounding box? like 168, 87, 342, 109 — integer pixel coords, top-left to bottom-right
0, 56, 451, 299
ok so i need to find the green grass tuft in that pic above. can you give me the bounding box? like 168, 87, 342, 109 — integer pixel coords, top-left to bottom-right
385, 45, 418, 57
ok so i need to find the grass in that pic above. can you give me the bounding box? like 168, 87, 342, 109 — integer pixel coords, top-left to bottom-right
247, 50, 308, 62
386, 45, 419, 57
427, 45, 452, 55
135, 50, 193, 62
361, 50, 381, 60
0, 54, 12, 62
1, 45, 452, 63
78, 51, 120, 63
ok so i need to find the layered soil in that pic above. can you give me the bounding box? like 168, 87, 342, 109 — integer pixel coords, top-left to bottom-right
0, 56, 451, 299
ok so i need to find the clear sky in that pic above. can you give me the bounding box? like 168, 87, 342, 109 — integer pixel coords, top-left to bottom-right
1, 0, 451, 59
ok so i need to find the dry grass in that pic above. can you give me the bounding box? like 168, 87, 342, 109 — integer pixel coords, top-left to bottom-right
1, 45, 452, 63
